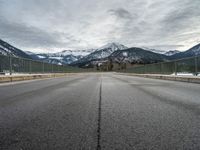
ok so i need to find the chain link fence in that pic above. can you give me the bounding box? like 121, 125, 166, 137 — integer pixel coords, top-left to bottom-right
0, 54, 82, 75
123, 56, 200, 76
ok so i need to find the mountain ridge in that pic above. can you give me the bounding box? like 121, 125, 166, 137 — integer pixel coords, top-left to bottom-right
0, 39, 31, 59
72, 43, 128, 67
1, 38, 200, 67
169, 43, 200, 59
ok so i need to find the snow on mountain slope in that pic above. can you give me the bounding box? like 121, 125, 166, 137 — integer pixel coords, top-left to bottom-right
143, 47, 180, 56
39, 49, 95, 58
109, 47, 168, 64
34, 49, 95, 64
3, 38, 199, 67
55, 49, 95, 57
97, 42, 127, 52
185, 43, 200, 55
169, 43, 200, 59
0, 39, 31, 58
142, 47, 167, 54
164, 50, 180, 56
73, 43, 128, 66
88, 42, 128, 59
29, 53, 80, 65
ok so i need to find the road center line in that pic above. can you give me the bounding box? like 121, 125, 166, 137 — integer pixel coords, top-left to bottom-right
96, 77, 102, 150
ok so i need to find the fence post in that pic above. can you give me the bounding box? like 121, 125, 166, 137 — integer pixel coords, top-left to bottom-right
174, 61, 177, 75
29, 60, 32, 74
43, 61, 44, 73
160, 63, 162, 74
195, 56, 198, 76
9, 54, 12, 75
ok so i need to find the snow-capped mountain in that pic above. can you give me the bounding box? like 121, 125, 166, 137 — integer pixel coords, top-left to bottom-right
169, 43, 200, 59
26, 43, 127, 65
72, 43, 128, 66
41, 49, 95, 57
97, 43, 127, 52
142, 47, 167, 55
82, 42, 127, 60
109, 47, 168, 64
1, 38, 200, 67
41, 54, 81, 65
0, 39, 31, 59
181, 43, 200, 56
164, 50, 180, 56
26, 49, 95, 65
142, 47, 180, 56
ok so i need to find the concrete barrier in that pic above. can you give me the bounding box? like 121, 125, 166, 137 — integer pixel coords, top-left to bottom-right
117, 73, 200, 84
0, 73, 81, 83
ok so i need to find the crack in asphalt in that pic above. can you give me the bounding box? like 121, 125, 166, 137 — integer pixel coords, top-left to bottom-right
96, 77, 102, 150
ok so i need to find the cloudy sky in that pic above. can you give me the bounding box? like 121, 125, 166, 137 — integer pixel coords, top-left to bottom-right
0, 0, 200, 53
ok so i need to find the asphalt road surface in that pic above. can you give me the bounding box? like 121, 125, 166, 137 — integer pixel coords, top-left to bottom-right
0, 73, 200, 150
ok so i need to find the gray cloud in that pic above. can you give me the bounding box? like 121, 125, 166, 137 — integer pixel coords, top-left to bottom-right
0, 0, 199, 52
0, 18, 76, 52
108, 8, 133, 20
161, 0, 200, 33
0, 19, 57, 45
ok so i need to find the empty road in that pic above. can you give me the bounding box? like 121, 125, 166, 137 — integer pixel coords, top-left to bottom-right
0, 73, 200, 150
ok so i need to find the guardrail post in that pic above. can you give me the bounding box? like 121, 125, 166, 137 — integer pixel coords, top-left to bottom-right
174, 61, 177, 75
9, 55, 12, 75
195, 56, 198, 76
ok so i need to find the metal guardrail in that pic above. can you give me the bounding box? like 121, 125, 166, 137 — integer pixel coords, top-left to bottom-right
0, 54, 82, 75
123, 56, 200, 76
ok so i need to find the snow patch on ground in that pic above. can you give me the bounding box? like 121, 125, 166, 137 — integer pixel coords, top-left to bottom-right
171, 72, 200, 76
